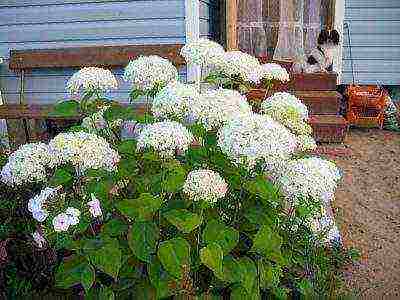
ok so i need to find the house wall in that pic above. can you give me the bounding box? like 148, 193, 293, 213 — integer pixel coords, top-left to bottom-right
341, 0, 400, 85
200, 0, 220, 41
0, 0, 189, 104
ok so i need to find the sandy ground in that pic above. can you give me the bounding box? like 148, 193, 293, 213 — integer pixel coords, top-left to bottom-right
317, 129, 400, 298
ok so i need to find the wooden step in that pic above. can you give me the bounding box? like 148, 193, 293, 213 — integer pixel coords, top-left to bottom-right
294, 91, 342, 115
309, 115, 348, 143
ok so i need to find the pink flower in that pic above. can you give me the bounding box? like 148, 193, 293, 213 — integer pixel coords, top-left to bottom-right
52, 213, 70, 232
88, 194, 102, 217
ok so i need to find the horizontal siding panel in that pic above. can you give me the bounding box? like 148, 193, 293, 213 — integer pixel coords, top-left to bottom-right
1, 19, 185, 43
343, 59, 400, 73
0, 0, 165, 8
0, 1, 184, 26
341, 72, 400, 85
343, 47, 400, 61
346, 0, 400, 9
345, 8, 400, 21
342, 33, 400, 47
344, 20, 400, 35
0, 37, 185, 58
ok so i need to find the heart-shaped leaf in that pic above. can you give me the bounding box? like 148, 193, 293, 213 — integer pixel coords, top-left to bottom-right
200, 243, 224, 280
55, 255, 94, 291
164, 209, 202, 233
115, 193, 163, 221
89, 238, 121, 279
128, 221, 159, 263
202, 219, 239, 255
158, 237, 190, 279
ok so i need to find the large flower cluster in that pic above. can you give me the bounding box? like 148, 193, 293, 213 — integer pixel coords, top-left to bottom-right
249, 63, 290, 85
276, 157, 342, 205
217, 113, 298, 170
261, 92, 312, 136
1, 143, 58, 185
152, 82, 200, 121
190, 88, 252, 131
183, 169, 228, 204
28, 187, 61, 222
137, 121, 194, 157
180, 38, 225, 66
49, 132, 120, 173
66, 67, 118, 95
212, 50, 261, 82
123, 55, 179, 92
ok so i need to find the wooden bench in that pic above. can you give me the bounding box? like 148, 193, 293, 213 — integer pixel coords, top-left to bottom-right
1, 44, 185, 147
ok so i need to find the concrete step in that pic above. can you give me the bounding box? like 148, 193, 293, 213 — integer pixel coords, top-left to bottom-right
309, 115, 348, 143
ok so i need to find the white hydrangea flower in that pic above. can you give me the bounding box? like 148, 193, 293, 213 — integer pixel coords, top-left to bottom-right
49, 132, 120, 173
296, 135, 317, 152
28, 187, 60, 222
1, 143, 59, 186
123, 55, 179, 92
212, 50, 261, 82
137, 121, 194, 157
152, 82, 200, 121
276, 157, 342, 206
217, 113, 298, 170
261, 92, 312, 136
190, 88, 252, 131
88, 194, 103, 217
180, 38, 225, 66
66, 67, 118, 95
183, 169, 228, 204
308, 206, 341, 243
249, 63, 290, 85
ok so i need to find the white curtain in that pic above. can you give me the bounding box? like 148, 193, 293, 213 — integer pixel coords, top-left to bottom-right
237, 0, 322, 61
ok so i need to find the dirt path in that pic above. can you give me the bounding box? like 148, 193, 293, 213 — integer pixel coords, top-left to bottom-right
319, 129, 400, 298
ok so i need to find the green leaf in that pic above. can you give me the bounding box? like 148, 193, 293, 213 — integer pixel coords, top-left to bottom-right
118, 140, 137, 156
160, 161, 187, 193
49, 100, 80, 117
104, 104, 137, 121
251, 224, 282, 260
158, 237, 191, 279
231, 284, 260, 300
244, 176, 280, 203
89, 238, 121, 279
202, 219, 239, 255
55, 255, 95, 291
130, 89, 144, 102
222, 256, 242, 283
49, 168, 73, 186
200, 243, 224, 280
164, 209, 202, 233
134, 282, 157, 300
86, 285, 115, 300
236, 257, 257, 294
149, 258, 177, 299
258, 259, 282, 289
102, 219, 128, 237
128, 221, 159, 263
115, 193, 163, 221
244, 206, 275, 227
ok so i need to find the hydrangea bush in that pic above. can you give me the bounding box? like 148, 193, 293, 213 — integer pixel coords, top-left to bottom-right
0, 38, 359, 299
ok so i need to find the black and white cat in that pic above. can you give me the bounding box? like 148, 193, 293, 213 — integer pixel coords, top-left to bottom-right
292, 29, 340, 73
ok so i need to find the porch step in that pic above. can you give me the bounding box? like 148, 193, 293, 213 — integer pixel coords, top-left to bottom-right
275, 73, 338, 92
294, 91, 342, 115
309, 115, 348, 143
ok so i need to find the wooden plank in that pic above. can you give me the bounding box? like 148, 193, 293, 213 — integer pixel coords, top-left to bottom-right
9, 44, 185, 69
225, 0, 238, 50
